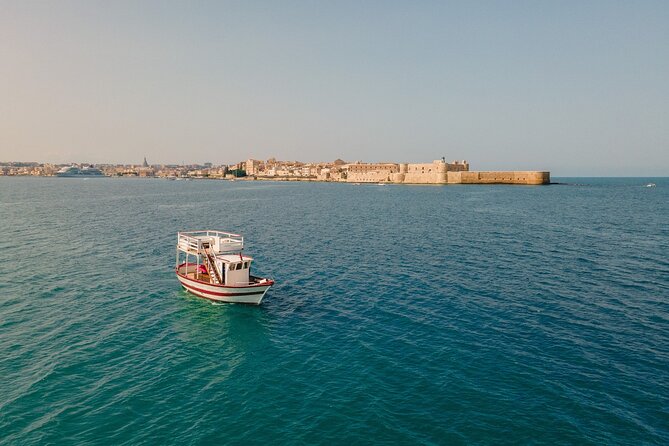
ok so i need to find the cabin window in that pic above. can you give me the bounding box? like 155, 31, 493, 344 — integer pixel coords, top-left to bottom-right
236, 263, 243, 270
243, 262, 249, 269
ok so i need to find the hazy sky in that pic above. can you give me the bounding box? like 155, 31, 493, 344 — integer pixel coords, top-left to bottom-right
1, 1, 667, 175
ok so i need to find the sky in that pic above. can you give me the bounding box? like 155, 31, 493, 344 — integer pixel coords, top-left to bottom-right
0, 1, 667, 175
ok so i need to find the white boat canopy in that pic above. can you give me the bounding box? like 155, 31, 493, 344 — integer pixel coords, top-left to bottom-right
177, 230, 244, 256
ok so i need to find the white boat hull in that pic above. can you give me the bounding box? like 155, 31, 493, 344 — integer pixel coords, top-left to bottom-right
176, 270, 273, 305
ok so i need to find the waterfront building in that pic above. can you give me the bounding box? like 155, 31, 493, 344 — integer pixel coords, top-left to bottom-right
245, 159, 263, 175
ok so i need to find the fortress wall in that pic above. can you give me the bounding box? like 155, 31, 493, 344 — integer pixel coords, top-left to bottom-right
401, 172, 445, 184
446, 162, 469, 172
447, 171, 463, 183
447, 171, 549, 185
390, 172, 405, 183
346, 162, 399, 183
406, 163, 437, 173
524, 171, 550, 184
398, 160, 448, 184
347, 171, 392, 183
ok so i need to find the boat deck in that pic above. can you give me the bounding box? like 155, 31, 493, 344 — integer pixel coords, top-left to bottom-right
186, 272, 212, 283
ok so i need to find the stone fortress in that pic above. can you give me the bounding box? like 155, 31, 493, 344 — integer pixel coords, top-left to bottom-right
345, 159, 550, 185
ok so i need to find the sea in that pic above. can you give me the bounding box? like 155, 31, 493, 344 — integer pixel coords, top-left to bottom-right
0, 177, 667, 445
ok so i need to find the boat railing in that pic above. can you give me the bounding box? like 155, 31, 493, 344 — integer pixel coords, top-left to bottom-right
177, 230, 244, 254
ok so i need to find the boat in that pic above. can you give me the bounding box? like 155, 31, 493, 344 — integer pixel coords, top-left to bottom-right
56, 165, 104, 177
646, 183, 656, 188
175, 230, 274, 304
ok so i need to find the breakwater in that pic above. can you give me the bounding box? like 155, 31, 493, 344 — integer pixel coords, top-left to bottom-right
447, 170, 550, 185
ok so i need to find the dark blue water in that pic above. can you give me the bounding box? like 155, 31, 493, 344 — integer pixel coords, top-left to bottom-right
1, 177, 667, 445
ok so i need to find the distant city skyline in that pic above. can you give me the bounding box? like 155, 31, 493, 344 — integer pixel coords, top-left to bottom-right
1, 1, 668, 176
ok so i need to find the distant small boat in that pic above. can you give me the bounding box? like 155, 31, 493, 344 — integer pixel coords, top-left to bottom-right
646, 183, 656, 188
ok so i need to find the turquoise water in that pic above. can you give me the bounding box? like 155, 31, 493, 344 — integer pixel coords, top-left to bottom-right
0, 177, 667, 445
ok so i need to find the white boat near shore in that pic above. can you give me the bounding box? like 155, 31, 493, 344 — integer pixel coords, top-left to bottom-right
175, 230, 274, 305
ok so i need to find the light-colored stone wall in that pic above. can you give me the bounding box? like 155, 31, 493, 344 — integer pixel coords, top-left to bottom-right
347, 170, 394, 183
447, 171, 550, 185
347, 163, 399, 174
346, 163, 398, 182
397, 160, 446, 184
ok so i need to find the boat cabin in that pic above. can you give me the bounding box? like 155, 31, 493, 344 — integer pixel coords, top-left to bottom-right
216, 255, 253, 286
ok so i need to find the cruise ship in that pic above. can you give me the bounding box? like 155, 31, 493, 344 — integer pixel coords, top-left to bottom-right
56, 166, 104, 177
